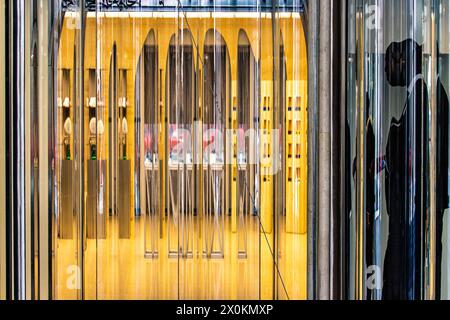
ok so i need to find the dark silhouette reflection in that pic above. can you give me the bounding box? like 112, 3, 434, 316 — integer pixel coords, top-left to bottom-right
383, 39, 429, 300
344, 118, 352, 299
364, 94, 379, 299
351, 94, 385, 299
436, 73, 449, 299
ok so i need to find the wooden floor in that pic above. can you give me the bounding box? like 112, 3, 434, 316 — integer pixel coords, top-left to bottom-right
55, 215, 306, 300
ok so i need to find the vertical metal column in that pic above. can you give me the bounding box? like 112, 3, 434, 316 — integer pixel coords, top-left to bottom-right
330, 0, 345, 300
307, 0, 319, 300
338, 0, 348, 300
308, 0, 339, 300
41, 0, 57, 300
78, 0, 87, 299
0, 0, 6, 301
317, 0, 331, 300
6, 0, 27, 300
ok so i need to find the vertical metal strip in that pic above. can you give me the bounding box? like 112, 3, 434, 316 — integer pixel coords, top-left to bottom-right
38, 0, 52, 300
7, 0, 27, 300
79, 0, 86, 300
5, 0, 11, 300
355, 4, 366, 299
318, 0, 331, 300
339, 0, 348, 300
271, 0, 279, 300
427, 0, 437, 300
330, 0, 344, 300
307, 0, 319, 300
17, 0, 26, 298
0, 0, 6, 301
24, 0, 31, 300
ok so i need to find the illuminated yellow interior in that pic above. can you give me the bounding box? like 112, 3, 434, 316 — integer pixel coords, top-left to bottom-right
56, 12, 307, 300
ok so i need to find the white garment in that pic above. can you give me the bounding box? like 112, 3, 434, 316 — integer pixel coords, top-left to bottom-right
122, 117, 128, 134
64, 117, 72, 135
89, 117, 97, 135
90, 117, 105, 135
97, 119, 105, 135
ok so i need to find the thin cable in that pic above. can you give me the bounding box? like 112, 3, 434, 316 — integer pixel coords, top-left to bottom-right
243, 176, 290, 300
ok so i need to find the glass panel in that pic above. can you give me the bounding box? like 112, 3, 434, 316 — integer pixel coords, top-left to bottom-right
166, 29, 195, 259
139, 31, 160, 259
174, 2, 265, 300
166, 27, 195, 295
345, 0, 433, 300
236, 30, 260, 293
29, 2, 40, 299
275, 0, 308, 300
51, 0, 308, 301
55, 2, 83, 300
136, 30, 167, 298
93, 6, 145, 300
435, 0, 450, 301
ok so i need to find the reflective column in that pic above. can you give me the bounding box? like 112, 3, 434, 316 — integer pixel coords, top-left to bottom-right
5, 0, 26, 300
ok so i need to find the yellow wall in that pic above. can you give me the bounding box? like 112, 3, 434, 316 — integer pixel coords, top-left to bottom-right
281, 16, 308, 234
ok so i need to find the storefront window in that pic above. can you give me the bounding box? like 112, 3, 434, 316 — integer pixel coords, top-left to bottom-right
58, 1, 307, 300
0, 0, 307, 300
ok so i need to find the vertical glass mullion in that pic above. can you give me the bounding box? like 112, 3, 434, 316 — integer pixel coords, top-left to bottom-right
355, 0, 365, 300
0, 0, 5, 301
345, 0, 356, 300
76, 2, 84, 300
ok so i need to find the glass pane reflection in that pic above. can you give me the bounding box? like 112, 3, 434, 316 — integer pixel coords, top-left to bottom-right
435, 0, 450, 300
345, 0, 434, 300
50, 1, 308, 301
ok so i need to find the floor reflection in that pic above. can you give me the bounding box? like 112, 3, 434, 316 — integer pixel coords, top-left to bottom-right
56, 215, 306, 300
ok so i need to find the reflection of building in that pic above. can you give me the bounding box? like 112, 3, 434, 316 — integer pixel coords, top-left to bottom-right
0, 0, 449, 302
